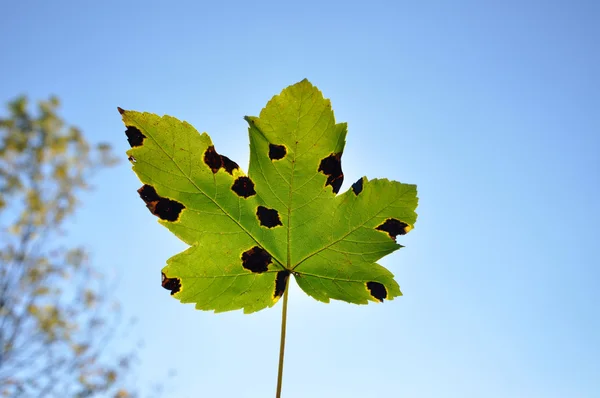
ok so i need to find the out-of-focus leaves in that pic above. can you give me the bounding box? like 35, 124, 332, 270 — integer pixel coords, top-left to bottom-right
0, 96, 136, 397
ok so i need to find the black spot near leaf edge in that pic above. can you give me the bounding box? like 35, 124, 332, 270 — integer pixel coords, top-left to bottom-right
274, 270, 290, 299
125, 126, 146, 148
375, 218, 411, 240
162, 272, 181, 295
138, 185, 185, 222
351, 177, 364, 195
256, 206, 283, 228
221, 155, 239, 175
241, 246, 272, 274
269, 144, 287, 161
366, 281, 387, 302
203, 146, 240, 175
318, 153, 344, 194
204, 145, 222, 173
231, 176, 256, 198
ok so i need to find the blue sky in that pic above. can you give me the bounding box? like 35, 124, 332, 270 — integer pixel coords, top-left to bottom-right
1, 1, 599, 397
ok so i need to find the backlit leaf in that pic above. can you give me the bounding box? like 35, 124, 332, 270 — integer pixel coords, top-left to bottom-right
120, 80, 418, 313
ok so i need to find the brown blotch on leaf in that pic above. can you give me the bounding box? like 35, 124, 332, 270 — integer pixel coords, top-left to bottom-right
351, 177, 364, 196
125, 126, 146, 147
366, 281, 387, 302
161, 272, 181, 295
203, 146, 240, 175
256, 206, 282, 228
117, 107, 126, 115
138, 185, 185, 222
375, 218, 410, 240
274, 270, 290, 299
128, 155, 137, 163
204, 145, 222, 173
221, 155, 239, 175
269, 144, 287, 161
241, 246, 272, 274
318, 153, 344, 194
231, 176, 256, 198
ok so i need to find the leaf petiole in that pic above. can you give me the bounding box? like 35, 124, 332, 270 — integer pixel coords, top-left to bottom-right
275, 276, 290, 398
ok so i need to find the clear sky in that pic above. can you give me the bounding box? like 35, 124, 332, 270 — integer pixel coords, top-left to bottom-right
1, 1, 599, 397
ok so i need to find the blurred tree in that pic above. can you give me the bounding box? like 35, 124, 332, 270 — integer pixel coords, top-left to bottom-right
0, 96, 134, 397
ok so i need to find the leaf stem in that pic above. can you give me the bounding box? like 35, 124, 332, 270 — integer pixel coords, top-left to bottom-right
275, 277, 290, 398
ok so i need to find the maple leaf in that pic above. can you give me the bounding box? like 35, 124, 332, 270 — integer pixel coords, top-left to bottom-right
120, 79, 418, 314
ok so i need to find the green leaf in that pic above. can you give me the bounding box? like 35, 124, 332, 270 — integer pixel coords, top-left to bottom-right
120, 79, 418, 313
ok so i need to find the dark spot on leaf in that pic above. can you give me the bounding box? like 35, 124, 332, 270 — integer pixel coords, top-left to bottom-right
128, 155, 137, 163
203, 146, 240, 175
221, 155, 239, 174
231, 176, 256, 198
117, 107, 126, 114
138, 184, 160, 202
351, 177, 364, 196
269, 144, 287, 160
204, 145, 222, 173
318, 153, 344, 194
274, 270, 290, 299
241, 246, 271, 274
162, 272, 181, 295
125, 126, 146, 147
366, 281, 387, 302
138, 185, 185, 222
256, 206, 282, 228
375, 218, 411, 240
